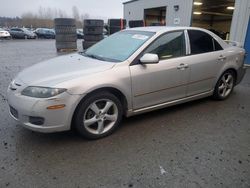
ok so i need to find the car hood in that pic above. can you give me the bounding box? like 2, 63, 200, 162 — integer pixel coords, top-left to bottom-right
16, 53, 116, 87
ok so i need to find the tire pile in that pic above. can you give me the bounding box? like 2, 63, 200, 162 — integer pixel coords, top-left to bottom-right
54, 18, 77, 52
129, 20, 144, 28
83, 19, 104, 49
108, 19, 127, 35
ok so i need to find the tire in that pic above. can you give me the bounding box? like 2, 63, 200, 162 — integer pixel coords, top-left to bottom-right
108, 19, 126, 27
213, 70, 236, 100
54, 18, 76, 26
55, 26, 77, 35
129, 20, 144, 28
55, 34, 77, 42
73, 92, 123, 139
84, 26, 103, 35
109, 26, 122, 35
84, 19, 104, 27
83, 34, 103, 41
82, 41, 98, 49
56, 41, 77, 50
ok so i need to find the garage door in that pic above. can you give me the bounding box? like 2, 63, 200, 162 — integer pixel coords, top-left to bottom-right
192, 0, 235, 40
244, 17, 250, 65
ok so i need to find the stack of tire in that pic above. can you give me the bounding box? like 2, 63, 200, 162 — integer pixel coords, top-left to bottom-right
108, 19, 127, 35
83, 19, 104, 49
129, 20, 144, 28
54, 18, 77, 52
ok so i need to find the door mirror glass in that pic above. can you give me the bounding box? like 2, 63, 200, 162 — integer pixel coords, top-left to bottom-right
140, 53, 159, 64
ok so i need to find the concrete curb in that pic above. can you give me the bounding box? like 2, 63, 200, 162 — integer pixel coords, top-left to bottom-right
244, 64, 250, 68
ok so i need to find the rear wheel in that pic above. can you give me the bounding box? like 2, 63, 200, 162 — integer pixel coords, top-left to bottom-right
213, 70, 235, 100
73, 92, 123, 139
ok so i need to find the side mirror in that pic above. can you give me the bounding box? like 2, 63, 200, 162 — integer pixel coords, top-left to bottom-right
140, 53, 159, 64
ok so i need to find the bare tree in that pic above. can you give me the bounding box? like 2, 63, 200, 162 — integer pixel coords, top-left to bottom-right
13, 6, 90, 28
58, 9, 68, 18
81, 13, 90, 21
72, 6, 80, 21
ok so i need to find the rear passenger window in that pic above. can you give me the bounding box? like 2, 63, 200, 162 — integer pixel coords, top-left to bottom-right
188, 30, 214, 55
213, 39, 223, 51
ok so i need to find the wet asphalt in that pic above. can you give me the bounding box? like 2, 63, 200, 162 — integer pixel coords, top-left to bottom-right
0, 39, 250, 188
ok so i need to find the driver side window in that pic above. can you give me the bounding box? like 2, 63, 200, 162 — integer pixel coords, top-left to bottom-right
144, 31, 186, 60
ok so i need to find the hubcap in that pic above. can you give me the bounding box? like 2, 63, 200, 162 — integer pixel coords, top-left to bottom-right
218, 73, 234, 98
83, 99, 118, 135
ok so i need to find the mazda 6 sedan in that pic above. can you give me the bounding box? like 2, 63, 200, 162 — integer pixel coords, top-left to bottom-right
7, 26, 246, 139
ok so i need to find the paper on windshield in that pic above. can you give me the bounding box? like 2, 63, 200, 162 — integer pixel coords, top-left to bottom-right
132, 34, 149, 40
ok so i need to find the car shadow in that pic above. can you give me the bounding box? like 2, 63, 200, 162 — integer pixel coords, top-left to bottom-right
123, 96, 213, 126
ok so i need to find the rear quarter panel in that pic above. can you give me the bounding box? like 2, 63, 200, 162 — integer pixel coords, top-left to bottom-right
215, 46, 245, 86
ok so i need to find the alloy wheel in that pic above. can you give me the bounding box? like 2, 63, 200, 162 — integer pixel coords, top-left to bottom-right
218, 73, 234, 98
83, 99, 118, 135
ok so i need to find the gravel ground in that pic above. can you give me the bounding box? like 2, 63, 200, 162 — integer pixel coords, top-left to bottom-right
0, 39, 250, 188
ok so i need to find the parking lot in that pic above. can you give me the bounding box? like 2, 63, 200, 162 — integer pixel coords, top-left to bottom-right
0, 39, 250, 188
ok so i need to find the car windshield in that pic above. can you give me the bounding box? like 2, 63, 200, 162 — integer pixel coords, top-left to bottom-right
0, 28, 4, 31
83, 30, 155, 62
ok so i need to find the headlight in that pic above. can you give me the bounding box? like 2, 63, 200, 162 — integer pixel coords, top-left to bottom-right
21, 86, 67, 98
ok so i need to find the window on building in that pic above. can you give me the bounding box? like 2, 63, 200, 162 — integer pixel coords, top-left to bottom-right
144, 31, 186, 60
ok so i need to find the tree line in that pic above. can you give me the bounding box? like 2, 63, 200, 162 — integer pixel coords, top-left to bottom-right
0, 6, 89, 29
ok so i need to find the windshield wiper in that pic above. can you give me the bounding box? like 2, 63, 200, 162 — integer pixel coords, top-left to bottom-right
80, 52, 121, 63
82, 52, 105, 61
87, 54, 103, 60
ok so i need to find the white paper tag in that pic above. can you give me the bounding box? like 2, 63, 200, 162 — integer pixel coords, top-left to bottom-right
132, 34, 149, 40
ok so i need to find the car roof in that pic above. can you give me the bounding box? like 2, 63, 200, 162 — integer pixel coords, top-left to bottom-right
127, 26, 207, 33
127, 26, 229, 49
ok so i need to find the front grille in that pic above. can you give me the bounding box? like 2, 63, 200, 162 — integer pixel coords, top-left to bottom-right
10, 106, 18, 119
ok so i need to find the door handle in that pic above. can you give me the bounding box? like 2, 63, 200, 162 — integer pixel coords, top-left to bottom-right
218, 55, 226, 61
177, 63, 189, 70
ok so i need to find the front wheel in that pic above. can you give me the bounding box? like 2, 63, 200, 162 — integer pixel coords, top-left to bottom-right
213, 70, 235, 100
73, 92, 123, 139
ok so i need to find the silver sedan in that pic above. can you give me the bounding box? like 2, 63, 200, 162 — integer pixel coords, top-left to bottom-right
7, 26, 246, 139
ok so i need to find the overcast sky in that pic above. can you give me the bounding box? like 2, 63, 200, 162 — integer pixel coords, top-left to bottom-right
0, 0, 128, 19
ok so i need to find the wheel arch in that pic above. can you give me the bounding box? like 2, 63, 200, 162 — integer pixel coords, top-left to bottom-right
71, 87, 128, 128
216, 67, 238, 86
221, 68, 237, 84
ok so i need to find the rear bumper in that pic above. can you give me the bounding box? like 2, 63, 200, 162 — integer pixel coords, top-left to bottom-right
0, 34, 11, 38
236, 65, 247, 85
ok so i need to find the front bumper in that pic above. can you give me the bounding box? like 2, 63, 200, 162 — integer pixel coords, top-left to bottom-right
7, 88, 83, 133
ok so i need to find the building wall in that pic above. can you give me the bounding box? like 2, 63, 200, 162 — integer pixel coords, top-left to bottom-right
230, 0, 250, 44
123, 0, 193, 26
123, 0, 250, 45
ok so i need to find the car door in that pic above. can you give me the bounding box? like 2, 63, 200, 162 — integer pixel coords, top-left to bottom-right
186, 29, 225, 96
14, 29, 23, 38
10, 29, 18, 38
130, 31, 190, 110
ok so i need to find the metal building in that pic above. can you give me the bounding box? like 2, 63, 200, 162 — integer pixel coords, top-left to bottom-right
123, 0, 250, 64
